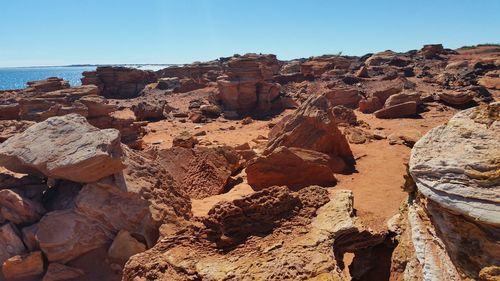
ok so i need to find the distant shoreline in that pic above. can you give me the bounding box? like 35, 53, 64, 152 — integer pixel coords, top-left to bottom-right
0, 64, 178, 69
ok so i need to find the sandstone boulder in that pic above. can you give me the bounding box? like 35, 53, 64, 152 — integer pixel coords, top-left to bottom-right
266, 95, 354, 167
172, 131, 198, 148
0, 120, 34, 142
0, 189, 45, 224
37, 210, 112, 263
0, 114, 124, 183
0, 223, 26, 264
1, 251, 44, 280
246, 147, 339, 190
384, 92, 421, 107
438, 91, 474, 106
374, 101, 417, 119
322, 87, 363, 108
407, 102, 500, 279
108, 230, 146, 263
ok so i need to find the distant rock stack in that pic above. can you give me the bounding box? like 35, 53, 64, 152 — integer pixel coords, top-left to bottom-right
216, 53, 282, 116
81, 67, 157, 99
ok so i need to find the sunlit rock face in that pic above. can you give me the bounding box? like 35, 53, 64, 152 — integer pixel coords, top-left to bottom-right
405, 102, 500, 280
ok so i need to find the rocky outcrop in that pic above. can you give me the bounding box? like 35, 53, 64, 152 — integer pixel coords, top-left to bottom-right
322, 87, 363, 108
156, 61, 222, 82
0, 114, 124, 183
203, 186, 301, 244
0, 120, 34, 142
246, 146, 338, 190
398, 102, 500, 280
24, 77, 70, 93
82, 66, 157, 99
217, 53, 281, 116
374, 101, 417, 119
123, 188, 385, 280
266, 94, 354, 169
410, 103, 499, 225
42, 263, 84, 281
300, 56, 351, 77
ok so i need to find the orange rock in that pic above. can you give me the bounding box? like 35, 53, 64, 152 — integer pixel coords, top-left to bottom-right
2, 251, 44, 280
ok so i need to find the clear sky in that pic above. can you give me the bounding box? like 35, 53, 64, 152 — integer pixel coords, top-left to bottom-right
1, 0, 499, 67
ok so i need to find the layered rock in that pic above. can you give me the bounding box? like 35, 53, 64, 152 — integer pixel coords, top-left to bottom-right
0, 189, 45, 224
322, 87, 363, 108
266, 94, 354, 169
246, 146, 338, 190
300, 56, 351, 77
217, 53, 281, 115
24, 77, 70, 93
0, 114, 124, 183
0, 223, 26, 264
399, 102, 500, 280
81, 66, 157, 98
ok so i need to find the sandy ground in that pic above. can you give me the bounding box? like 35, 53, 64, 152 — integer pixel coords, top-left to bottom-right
185, 102, 458, 232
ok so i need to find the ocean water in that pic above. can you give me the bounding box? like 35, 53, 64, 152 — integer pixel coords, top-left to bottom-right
0, 66, 97, 91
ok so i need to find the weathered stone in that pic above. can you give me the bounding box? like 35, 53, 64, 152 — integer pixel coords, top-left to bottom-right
0, 189, 45, 224
108, 230, 146, 262
0, 114, 124, 183
37, 210, 112, 263
1, 251, 44, 280
172, 131, 198, 148
25, 77, 70, 93
81, 67, 157, 99
266, 95, 354, 168
0, 223, 26, 264
438, 91, 474, 106
374, 101, 417, 119
410, 102, 499, 224
247, 147, 339, 190
322, 87, 363, 108
156, 146, 240, 199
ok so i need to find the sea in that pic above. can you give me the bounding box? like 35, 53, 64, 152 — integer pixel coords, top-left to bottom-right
0, 65, 170, 91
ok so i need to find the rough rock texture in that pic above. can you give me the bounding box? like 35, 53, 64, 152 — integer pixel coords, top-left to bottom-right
131, 100, 169, 121
1, 251, 44, 280
172, 131, 198, 148
203, 186, 301, 244
0, 114, 124, 183
266, 95, 354, 168
217, 54, 281, 115
246, 147, 338, 190
82, 66, 157, 99
123, 188, 385, 281
155, 146, 240, 199
405, 102, 500, 280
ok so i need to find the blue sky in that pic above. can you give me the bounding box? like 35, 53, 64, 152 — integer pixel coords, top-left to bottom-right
0, 0, 499, 67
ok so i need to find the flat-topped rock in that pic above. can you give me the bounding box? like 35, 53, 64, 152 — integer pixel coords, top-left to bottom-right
0, 114, 124, 183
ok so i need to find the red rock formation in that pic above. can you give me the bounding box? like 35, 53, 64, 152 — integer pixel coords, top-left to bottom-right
246, 146, 338, 190
81, 67, 157, 99
266, 94, 354, 169
24, 77, 70, 93
217, 53, 281, 116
